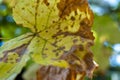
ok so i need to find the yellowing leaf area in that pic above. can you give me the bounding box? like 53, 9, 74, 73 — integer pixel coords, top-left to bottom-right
0, 0, 97, 80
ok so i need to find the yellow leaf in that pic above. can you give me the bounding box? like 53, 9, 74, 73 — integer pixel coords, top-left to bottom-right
0, 33, 33, 80
0, 0, 97, 79
13, 0, 94, 40
12, 0, 96, 69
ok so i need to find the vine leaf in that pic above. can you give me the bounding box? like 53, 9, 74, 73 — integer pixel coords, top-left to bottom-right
0, 0, 97, 79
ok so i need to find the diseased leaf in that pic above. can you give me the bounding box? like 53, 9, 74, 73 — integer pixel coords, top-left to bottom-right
60, 41, 97, 78
37, 66, 76, 80
27, 36, 69, 68
36, 40, 97, 80
0, 0, 97, 79
13, 0, 95, 64
13, 0, 94, 40
0, 33, 33, 80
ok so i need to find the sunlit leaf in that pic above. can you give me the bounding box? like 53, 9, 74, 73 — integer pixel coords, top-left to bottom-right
13, 0, 94, 39
13, 0, 95, 60
0, 0, 97, 79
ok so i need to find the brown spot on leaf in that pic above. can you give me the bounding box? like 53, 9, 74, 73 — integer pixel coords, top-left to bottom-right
58, 46, 65, 51
52, 17, 94, 40
45, 48, 48, 50
56, 0, 94, 40
83, 52, 97, 78
0, 44, 28, 63
37, 65, 77, 80
55, 53, 59, 56
73, 39, 78, 43
59, 44, 97, 79
43, 0, 50, 6
79, 44, 84, 51
57, 0, 88, 19
71, 16, 75, 21
42, 53, 48, 58
45, 30, 48, 33
64, 26, 68, 30
51, 41, 58, 47
52, 50, 57, 52
22, 7, 25, 10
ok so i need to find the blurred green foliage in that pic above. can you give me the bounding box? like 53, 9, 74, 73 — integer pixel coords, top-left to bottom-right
0, 3, 30, 40
92, 14, 120, 70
